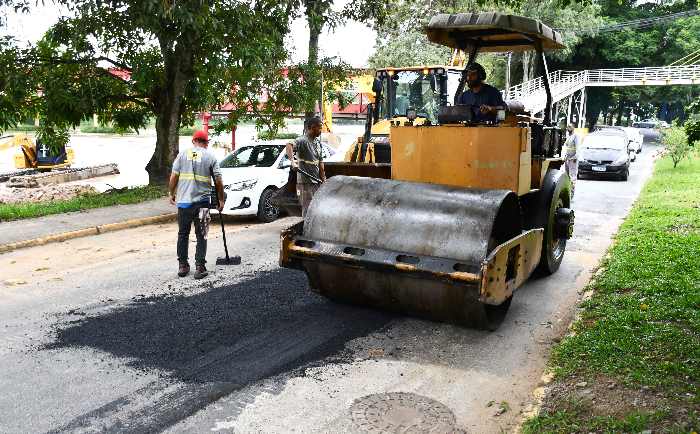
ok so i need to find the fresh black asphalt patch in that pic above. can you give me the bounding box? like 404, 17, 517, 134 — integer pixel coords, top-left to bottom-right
44, 268, 397, 433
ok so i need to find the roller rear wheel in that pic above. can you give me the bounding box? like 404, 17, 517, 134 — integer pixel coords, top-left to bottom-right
522, 169, 571, 274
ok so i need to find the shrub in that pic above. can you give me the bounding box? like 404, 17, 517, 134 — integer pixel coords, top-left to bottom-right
179, 127, 196, 136
684, 113, 700, 144
6, 125, 40, 132
257, 130, 297, 140
654, 126, 698, 168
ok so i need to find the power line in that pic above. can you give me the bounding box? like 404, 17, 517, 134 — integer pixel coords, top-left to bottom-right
554, 9, 700, 35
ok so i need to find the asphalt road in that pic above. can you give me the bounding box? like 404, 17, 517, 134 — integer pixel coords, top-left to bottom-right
0, 130, 660, 434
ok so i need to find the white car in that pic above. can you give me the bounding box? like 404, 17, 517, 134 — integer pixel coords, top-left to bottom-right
620, 127, 643, 154
218, 140, 338, 222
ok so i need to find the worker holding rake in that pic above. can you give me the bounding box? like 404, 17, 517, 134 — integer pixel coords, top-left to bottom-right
286, 118, 326, 218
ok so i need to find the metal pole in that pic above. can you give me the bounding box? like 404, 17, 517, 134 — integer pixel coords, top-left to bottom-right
534, 39, 552, 125
567, 94, 573, 125
580, 88, 587, 128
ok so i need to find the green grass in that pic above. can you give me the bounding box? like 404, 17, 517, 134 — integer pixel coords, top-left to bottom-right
178, 127, 197, 136
257, 130, 297, 140
6, 125, 41, 132
79, 125, 135, 134
0, 186, 169, 222
525, 403, 695, 434
522, 156, 700, 433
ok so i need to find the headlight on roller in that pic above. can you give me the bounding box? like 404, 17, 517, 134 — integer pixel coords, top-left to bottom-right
225, 179, 258, 191
614, 154, 628, 165
496, 108, 506, 122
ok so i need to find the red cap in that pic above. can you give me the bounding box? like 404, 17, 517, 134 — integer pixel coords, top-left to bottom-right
193, 129, 208, 141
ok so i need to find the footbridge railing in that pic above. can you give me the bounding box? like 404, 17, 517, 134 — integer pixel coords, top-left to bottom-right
505, 65, 700, 116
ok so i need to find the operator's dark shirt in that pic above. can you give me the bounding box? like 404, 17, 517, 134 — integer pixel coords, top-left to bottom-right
456, 83, 506, 123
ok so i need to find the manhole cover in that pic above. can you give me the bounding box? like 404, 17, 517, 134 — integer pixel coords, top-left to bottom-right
349, 392, 457, 434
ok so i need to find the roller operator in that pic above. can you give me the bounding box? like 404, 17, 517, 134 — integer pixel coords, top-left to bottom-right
457, 62, 505, 124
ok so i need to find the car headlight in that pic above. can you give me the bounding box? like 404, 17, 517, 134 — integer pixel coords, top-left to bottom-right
614, 154, 628, 164
225, 179, 258, 191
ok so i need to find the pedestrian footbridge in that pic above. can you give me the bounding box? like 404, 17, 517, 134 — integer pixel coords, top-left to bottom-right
506, 64, 700, 126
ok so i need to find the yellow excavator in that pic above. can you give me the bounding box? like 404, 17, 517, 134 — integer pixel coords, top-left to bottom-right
0, 133, 76, 171
278, 12, 574, 330
344, 64, 471, 164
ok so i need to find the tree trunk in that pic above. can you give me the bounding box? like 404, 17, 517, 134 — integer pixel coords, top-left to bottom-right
504, 52, 512, 92
522, 51, 532, 83
615, 99, 624, 126
146, 40, 195, 186
304, 0, 324, 132
588, 115, 596, 131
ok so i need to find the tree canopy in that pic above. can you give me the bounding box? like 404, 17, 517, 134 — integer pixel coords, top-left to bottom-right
368, 0, 700, 127
0, 0, 386, 184
548, 0, 700, 127
1, 0, 296, 183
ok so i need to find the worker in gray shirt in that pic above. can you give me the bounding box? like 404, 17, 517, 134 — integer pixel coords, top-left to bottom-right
169, 129, 224, 279
285, 118, 326, 218
564, 123, 581, 198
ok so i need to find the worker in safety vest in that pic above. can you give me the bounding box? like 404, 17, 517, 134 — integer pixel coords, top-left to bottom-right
564, 123, 581, 198
169, 129, 224, 279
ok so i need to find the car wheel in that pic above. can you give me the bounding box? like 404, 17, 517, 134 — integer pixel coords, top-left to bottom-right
257, 188, 280, 223
621, 170, 629, 181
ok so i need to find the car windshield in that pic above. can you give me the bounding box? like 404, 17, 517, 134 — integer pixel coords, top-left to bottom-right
220, 145, 284, 168
582, 135, 626, 150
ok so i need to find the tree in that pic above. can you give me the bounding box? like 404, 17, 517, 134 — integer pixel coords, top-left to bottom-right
366, 0, 600, 86
213, 59, 356, 140
516, 0, 601, 83
289, 0, 387, 129
0, 0, 289, 185
368, 0, 506, 69
554, 0, 700, 126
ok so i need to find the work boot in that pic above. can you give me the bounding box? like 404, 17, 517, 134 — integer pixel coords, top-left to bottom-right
178, 262, 190, 277
194, 265, 208, 279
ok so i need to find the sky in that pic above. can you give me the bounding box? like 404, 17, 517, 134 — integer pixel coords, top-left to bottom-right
1, 0, 378, 67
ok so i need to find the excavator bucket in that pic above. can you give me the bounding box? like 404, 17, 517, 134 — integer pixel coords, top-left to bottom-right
280, 176, 543, 330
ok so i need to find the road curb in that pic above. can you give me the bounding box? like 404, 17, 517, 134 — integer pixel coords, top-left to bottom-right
0, 213, 178, 253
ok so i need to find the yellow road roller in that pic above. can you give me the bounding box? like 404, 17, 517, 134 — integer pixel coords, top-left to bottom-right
279, 13, 575, 330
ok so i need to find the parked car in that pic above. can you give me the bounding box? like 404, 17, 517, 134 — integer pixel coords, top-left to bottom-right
620, 127, 643, 154
218, 140, 338, 222
659, 120, 670, 128
577, 132, 631, 181
593, 127, 637, 161
633, 119, 658, 128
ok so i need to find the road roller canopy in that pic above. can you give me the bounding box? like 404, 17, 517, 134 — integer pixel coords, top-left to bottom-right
425, 13, 565, 52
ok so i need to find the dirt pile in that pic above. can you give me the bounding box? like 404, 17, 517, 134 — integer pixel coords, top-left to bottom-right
0, 183, 98, 205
